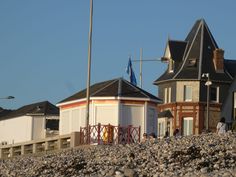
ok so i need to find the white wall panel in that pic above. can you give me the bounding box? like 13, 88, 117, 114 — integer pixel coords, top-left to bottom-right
60, 110, 70, 135
32, 116, 44, 140
121, 105, 143, 127
80, 107, 86, 127
71, 109, 80, 132
95, 105, 117, 126
0, 116, 32, 144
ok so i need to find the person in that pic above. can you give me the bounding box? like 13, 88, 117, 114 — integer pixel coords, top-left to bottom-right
173, 128, 180, 138
216, 117, 226, 135
149, 132, 157, 143
141, 133, 148, 143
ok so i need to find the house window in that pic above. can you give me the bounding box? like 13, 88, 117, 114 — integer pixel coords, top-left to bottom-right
210, 86, 219, 102
183, 117, 193, 136
168, 59, 174, 73
184, 85, 192, 101
164, 87, 171, 103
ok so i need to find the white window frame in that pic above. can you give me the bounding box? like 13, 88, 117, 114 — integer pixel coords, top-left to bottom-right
164, 87, 171, 103
183, 117, 193, 136
210, 86, 219, 103
168, 87, 171, 103
184, 85, 192, 102
164, 88, 168, 103
168, 59, 174, 73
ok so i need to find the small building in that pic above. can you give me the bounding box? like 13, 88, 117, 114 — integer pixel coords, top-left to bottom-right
0, 101, 59, 145
57, 78, 161, 137
154, 19, 236, 136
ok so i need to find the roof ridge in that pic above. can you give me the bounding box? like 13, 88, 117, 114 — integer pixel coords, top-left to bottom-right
198, 20, 205, 79
173, 22, 202, 79
123, 79, 154, 99
91, 79, 118, 96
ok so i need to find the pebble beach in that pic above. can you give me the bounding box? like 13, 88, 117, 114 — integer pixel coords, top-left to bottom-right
0, 133, 236, 177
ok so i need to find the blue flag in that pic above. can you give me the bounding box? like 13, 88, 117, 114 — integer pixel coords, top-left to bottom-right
126, 57, 137, 86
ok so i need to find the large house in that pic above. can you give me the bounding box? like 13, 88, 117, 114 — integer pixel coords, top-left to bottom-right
0, 101, 59, 145
57, 78, 161, 137
154, 19, 236, 136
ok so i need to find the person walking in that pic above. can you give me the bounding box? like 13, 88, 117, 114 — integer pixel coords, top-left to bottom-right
216, 117, 226, 135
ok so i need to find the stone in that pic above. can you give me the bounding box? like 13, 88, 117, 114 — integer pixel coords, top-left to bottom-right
124, 168, 135, 177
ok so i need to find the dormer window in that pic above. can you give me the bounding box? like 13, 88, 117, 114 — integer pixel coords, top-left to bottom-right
168, 59, 174, 73
187, 58, 197, 67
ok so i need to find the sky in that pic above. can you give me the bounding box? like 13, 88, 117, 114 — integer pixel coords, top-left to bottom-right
0, 0, 236, 109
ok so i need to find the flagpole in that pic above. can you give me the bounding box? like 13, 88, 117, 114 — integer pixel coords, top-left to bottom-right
140, 48, 143, 88
86, 0, 93, 142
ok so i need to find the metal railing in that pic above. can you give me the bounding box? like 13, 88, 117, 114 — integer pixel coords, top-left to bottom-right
80, 124, 141, 145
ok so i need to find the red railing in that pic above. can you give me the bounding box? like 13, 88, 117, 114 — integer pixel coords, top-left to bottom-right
80, 124, 141, 145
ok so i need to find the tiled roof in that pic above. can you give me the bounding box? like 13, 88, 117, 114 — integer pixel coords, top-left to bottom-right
154, 19, 235, 85
59, 78, 162, 104
0, 101, 59, 120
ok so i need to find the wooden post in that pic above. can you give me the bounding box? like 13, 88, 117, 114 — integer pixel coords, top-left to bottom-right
127, 125, 131, 144
108, 124, 111, 144
118, 124, 120, 144
98, 123, 101, 145
88, 125, 91, 144
0, 148, 2, 159
138, 126, 141, 143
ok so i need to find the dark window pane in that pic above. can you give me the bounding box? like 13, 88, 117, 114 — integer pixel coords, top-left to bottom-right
211, 87, 217, 101
46, 119, 59, 130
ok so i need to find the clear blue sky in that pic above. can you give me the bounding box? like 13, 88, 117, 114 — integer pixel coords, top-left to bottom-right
1, 0, 236, 109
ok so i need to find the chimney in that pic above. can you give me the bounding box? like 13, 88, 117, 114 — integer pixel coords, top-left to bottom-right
213, 48, 224, 73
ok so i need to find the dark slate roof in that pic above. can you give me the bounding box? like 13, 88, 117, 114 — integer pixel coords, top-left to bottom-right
224, 59, 236, 78
154, 19, 235, 84
168, 40, 187, 63
0, 107, 13, 118
158, 110, 173, 118
59, 78, 162, 104
0, 101, 59, 120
